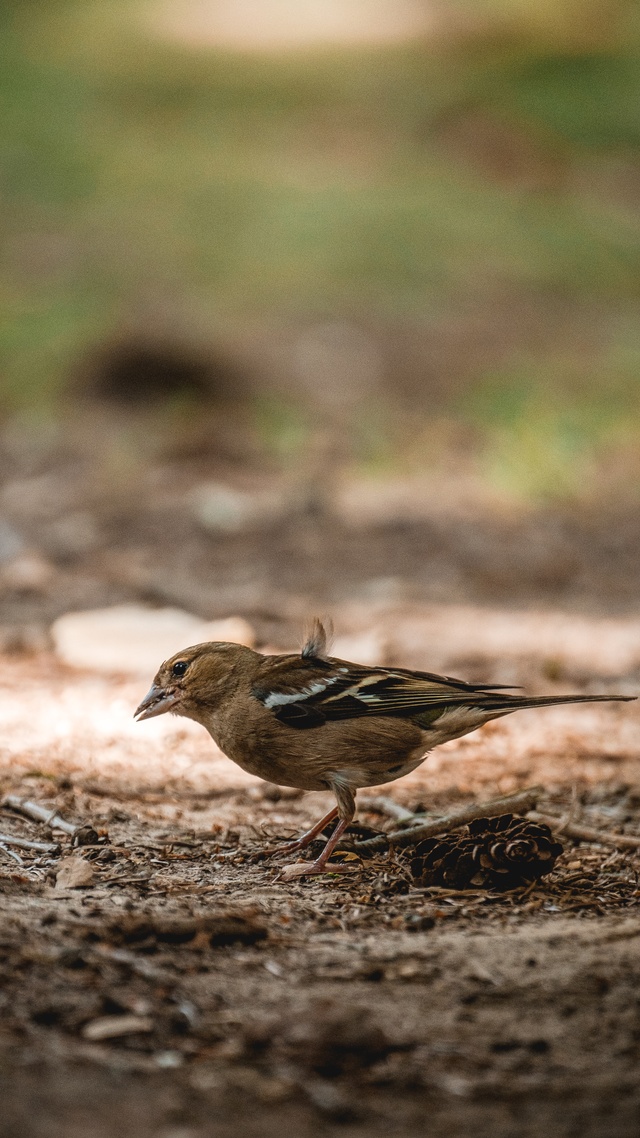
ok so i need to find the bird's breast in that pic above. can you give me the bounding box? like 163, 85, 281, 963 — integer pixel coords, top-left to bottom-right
199, 705, 333, 791
197, 699, 432, 793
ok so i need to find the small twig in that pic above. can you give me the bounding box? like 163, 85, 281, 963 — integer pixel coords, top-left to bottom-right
569, 782, 580, 824
77, 781, 237, 802
529, 811, 640, 851
410, 886, 494, 899
359, 796, 417, 824
101, 873, 152, 886
3, 796, 77, 836
353, 787, 543, 854
77, 845, 131, 853
0, 832, 60, 854
0, 842, 24, 865
550, 785, 581, 838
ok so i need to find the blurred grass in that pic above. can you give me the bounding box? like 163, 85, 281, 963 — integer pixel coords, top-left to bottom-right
1, 0, 640, 500
463, 350, 640, 501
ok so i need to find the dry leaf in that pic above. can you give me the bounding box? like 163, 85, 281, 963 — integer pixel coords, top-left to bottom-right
55, 856, 95, 890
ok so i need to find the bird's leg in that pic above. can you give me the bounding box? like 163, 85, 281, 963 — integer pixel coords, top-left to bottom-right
261, 805, 339, 859
276, 782, 356, 881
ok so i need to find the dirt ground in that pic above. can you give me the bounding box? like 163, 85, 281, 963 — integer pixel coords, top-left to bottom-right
0, 631, 639, 1138
1, 428, 640, 1136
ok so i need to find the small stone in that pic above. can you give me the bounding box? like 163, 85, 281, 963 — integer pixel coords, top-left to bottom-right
51, 604, 255, 675
396, 960, 420, 979
405, 913, 436, 932
55, 856, 95, 890
154, 1050, 183, 1068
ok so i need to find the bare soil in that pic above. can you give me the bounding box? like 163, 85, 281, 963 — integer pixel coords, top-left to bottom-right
0, 647, 639, 1138
2, 430, 640, 1136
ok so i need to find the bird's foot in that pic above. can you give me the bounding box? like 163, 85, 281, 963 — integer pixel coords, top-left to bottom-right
260, 807, 341, 861
275, 859, 358, 882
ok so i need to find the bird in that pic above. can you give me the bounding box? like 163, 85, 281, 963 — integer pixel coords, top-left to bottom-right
134, 619, 635, 880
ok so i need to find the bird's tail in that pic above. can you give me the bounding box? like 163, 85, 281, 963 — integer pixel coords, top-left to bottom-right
487, 693, 635, 714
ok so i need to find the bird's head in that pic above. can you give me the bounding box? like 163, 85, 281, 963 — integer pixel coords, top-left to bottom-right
134, 641, 257, 724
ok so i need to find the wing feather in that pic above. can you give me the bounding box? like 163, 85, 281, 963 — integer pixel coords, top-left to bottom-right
252, 653, 516, 728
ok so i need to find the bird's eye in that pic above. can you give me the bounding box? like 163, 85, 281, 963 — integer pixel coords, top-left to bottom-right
172, 661, 188, 677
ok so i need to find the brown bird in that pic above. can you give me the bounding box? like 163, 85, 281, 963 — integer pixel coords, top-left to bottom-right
134, 619, 634, 880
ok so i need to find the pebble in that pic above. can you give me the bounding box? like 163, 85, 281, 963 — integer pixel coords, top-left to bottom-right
51, 604, 256, 675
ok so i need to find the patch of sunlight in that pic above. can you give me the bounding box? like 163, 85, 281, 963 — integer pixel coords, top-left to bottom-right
149, 0, 436, 51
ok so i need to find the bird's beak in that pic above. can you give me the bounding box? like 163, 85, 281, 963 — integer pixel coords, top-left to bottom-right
134, 684, 179, 721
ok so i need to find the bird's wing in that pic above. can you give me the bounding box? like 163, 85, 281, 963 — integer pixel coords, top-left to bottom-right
252, 653, 516, 729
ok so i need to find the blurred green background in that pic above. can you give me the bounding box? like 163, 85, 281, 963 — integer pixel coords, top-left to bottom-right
2, 0, 640, 504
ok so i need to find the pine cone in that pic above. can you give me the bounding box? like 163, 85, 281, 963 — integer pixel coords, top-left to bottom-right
408, 813, 563, 890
